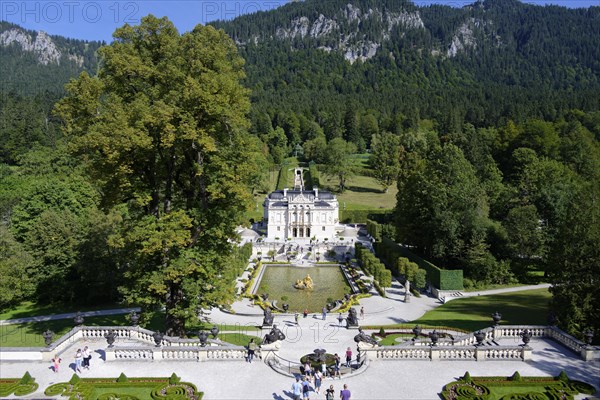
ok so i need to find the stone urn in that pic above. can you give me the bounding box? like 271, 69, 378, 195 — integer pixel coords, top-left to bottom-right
104, 330, 117, 348
474, 331, 485, 346
429, 330, 439, 346
491, 311, 502, 326
583, 328, 594, 347
521, 329, 532, 346
42, 330, 54, 347
412, 325, 422, 340
73, 311, 85, 327
198, 331, 209, 347
210, 325, 220, 339
129, 311, 140, 326
152, 331, 164, 347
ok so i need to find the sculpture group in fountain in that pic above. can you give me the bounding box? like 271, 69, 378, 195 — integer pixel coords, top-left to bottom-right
294, 274, 314, 290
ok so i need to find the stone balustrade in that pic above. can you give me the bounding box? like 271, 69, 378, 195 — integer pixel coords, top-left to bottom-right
1, 324, 597, 363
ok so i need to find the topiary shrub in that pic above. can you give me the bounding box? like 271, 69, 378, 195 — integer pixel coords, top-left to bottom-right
379, 327, 386, 336
117, 373, 129, 383
69, 374, 81, 385
509, 371, 522, 382
168, 373, 180, 385
557, 370, 569, 382
18, 371, 33, 385
462, 371, 472, 383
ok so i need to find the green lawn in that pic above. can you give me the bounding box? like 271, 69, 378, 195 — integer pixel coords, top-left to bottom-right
413, 288, 551, 332
218, 332, 261, 346
321, 174, 397, 210
375, 333, 414, 346
0, 301, 122, 321
0, 315, 130, 347
0, 314, 262, 348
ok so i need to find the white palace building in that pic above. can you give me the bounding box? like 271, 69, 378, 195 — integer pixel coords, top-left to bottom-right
263, 168, 339, 241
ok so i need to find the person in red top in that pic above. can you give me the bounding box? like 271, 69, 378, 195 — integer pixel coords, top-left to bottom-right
345, 347, 352, 367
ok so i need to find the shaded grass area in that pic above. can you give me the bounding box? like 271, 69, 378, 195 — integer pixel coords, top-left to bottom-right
0, 312, 261, 347
0, 301, 122, 321
218, 332, 260, 346
412, 288, 551, 332
321, 174, 397, 209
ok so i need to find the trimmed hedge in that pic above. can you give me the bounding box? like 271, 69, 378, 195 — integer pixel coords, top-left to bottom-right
307, 161, 320, 188
276, 162, 290, 190
375, 237, 463, 290
339, 209, 393, 223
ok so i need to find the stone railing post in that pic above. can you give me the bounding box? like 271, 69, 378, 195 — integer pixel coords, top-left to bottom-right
152, 348, 163, 360
521, 346, 532, 360
475, 347, 486, 361
429, 347, 439, 361
106, 348, 115, 361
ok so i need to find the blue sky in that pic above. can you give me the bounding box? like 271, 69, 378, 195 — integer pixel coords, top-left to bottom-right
1, 0, 598, 42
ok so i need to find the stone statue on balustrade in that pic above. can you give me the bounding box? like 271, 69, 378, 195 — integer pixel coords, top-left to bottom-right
263, 306, 274, 327
262, 324, 286, 345
346, 308, 359, 329
354, 327, 379, 347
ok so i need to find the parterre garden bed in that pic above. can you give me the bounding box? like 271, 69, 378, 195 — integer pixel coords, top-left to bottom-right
0, 372, 38, 397
440, 371, 595, 400
45, 373, 203, 400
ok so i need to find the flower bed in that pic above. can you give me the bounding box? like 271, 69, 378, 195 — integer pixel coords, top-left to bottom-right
440, 371, 595, 400
45, 373, 203, 400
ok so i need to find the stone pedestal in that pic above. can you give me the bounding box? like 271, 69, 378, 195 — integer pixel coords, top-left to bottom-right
475, 347, 487, 361
430, 348, 439, 360
521, 346, 532, 360
105, 349, 115, 361
152, 348, 163, 360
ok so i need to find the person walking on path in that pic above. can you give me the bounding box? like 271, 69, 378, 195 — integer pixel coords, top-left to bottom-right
322, 307, 327, 320
325, 384, 335, 400
292, 377, 303, 400
74, 349, 83, 373
340, 384, 351, 400
314, 370, 323, 394
302, 376, 311, 400
360, 306, 364, 320
82, 346, 91, 369
52, 354, 61, 373
303, 308, 309, 318
321, 362, 327, 378
247, 338, 257, 363
295, 312, 300, 325
345, 347, 352, 368
333, 354, 341, 379
303, 362, 312, 381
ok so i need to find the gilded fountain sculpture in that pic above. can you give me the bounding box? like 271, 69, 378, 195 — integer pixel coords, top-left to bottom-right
294, 273, 314, 290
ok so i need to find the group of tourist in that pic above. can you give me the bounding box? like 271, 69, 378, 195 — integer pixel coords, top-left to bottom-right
292, 376, 351, 400
51, 346, 92, 373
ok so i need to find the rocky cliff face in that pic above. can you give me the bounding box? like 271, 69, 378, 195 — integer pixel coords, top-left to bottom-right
232, 2, 498, 64
0, 27, 83, 66
271, 4, 426, 63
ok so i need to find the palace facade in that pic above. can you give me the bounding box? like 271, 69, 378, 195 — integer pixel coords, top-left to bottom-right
263, 168, 339, 241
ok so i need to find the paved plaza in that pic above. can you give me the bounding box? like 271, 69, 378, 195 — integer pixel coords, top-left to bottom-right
1, 282, 598, 399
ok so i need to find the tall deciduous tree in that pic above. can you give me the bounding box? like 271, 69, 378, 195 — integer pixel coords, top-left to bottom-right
322, 138, 358, 192
548, 182, 600, 338
55, 16, 257, 336
370, 132, 401, 193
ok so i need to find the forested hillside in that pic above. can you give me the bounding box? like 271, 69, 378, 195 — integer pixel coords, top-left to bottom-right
211, 0, 600, 151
